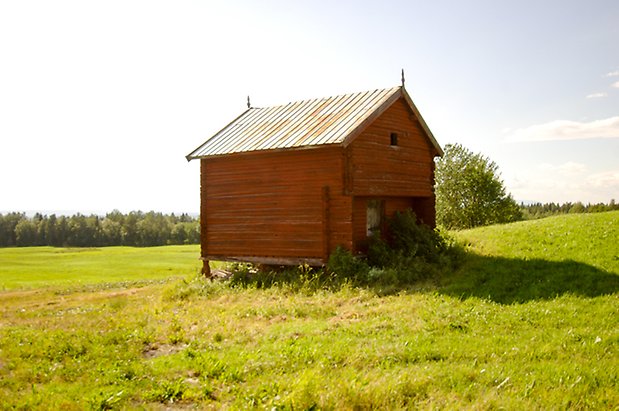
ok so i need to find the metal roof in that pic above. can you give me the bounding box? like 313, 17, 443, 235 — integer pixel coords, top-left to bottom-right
186, 86, 442, 160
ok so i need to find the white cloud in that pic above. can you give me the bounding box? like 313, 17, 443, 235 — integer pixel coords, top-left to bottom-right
613, 81, 619, 89
586, 92, 607, 99
506, 165, 619, 204
605, 70, 619, 77
588, 170, 619, 189
539, 162, 587, 175
506, 116, 619, 142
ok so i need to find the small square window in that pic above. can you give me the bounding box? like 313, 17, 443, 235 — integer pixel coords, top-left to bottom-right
390, 132, 398, 146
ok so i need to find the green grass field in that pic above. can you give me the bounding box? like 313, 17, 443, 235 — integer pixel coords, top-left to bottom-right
453, 211, 619, 271
0, 212, 617, 409
0, 245, 202, 290
444, 211, 619, 304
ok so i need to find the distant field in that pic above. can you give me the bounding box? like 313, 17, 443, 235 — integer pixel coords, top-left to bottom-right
0, 213, 617, 409
0, 245, 201, 290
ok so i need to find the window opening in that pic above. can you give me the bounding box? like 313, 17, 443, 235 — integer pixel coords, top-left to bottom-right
390, 132, 398, 146
366, 199, 384, 237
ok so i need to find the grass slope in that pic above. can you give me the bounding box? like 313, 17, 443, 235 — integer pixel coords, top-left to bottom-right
453, 211, 618, 271
444, 211, 619, 303
0, 245, 201, 290
0, 213, 617, 409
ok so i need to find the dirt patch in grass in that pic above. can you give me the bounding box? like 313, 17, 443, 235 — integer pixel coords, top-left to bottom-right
143, 343, 189, 359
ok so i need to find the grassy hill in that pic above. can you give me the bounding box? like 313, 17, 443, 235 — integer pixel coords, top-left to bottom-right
443, 211, 619, 303
454, 211, 618, 271
0, 212, 617, 409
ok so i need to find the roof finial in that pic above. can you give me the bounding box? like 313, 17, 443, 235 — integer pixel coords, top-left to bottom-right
247, 96, 251, 109
401, 69, 405, 87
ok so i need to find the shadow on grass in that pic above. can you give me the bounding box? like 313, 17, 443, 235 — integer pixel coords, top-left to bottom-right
219, 252, 619, 304
439, 253, 619, 304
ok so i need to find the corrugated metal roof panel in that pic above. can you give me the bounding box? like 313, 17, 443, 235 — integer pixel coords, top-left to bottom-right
186, 86, 404, 159
186, 85, 443, 160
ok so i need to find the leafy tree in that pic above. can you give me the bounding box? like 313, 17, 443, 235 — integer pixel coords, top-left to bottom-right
41, 214, 62, 246
15, 219, 37, 246
184, 221, 200, 244
101, 218, 122, 245
137, 212, 171, 246
170, 221, 201, 245
56, 216, 69, 246
122, 212, 141, 246
170, 223, 188, 245
569, 202, 586, 214
435, 143, 522, 229
0, 213, 25, 246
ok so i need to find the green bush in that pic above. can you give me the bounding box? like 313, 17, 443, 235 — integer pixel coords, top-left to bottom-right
229, 262, 333, 293
328, 210, 461, 287
327, 246, 370, 283
387, 210, 448, 263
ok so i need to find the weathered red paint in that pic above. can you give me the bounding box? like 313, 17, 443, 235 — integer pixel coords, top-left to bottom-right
197, 95, 440, 271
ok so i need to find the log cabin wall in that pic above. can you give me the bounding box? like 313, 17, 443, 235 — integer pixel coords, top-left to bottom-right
349, 98, 436, 197
348, 97, 437, 253
200, 146, 353, 264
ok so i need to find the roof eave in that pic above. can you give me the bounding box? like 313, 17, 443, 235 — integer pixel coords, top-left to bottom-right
185, 142, 343, 161
185, 108, 253, 161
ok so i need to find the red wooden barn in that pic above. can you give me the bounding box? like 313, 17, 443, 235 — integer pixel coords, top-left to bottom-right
186, 85, 442, 275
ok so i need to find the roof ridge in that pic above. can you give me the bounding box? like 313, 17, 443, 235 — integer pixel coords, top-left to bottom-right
252, 86, 402, 111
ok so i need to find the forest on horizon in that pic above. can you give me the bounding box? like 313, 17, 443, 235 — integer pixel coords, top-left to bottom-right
0, 200, 617, 248
0, 211, 199, 247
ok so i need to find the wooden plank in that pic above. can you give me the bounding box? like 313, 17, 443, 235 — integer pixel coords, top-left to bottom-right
200, 159, 209, 258
322, 186, 330, 262
203, 255, 324, 266
343, 149, 353, 195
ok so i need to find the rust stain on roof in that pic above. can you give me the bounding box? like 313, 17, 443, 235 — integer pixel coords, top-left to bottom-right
187, 86, 441, 160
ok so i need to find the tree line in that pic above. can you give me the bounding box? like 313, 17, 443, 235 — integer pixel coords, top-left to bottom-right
520, 200, 619, 220
0, 211, 200, 247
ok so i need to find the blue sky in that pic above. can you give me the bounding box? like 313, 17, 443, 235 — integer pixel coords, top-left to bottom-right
1, 0, 618, 213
